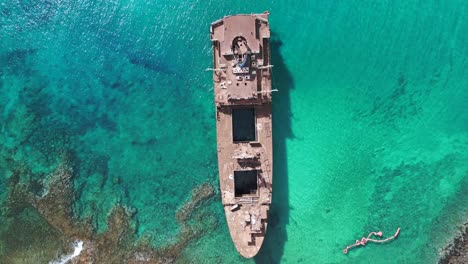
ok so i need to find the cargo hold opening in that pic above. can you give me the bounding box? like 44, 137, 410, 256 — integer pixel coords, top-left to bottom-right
232, 108, 256, 142
234, 170, 258, 197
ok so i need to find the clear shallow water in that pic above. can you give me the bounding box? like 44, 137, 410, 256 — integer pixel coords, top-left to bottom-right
0, 0, 467, 263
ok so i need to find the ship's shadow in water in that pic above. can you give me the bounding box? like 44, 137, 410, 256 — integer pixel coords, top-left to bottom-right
255, 34, 294, 264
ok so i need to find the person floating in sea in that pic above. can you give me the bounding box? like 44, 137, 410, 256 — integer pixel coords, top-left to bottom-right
343, 227, 400, 254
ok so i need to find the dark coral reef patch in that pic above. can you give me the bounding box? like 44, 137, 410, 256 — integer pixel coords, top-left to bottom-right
0, 153, 217, 263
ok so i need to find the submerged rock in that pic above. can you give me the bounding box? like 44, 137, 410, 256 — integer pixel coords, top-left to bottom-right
1, 155, 217, 263
438, 222, 468, 264
176, 183, 215, 223
34, 162, 76, 235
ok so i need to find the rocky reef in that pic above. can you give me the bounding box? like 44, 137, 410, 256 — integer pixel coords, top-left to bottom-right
438, 222, 468, 264
2, 153, 217, 264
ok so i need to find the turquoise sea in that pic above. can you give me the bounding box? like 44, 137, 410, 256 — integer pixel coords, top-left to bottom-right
0, 0, 467, 263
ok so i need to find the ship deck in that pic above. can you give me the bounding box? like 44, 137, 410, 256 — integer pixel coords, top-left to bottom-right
210, 12, 273, 258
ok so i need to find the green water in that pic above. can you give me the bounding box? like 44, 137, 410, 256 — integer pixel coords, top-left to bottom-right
0, 0, 467, 263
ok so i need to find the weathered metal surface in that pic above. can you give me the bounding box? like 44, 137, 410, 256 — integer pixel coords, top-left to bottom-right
210, 12, 273, 258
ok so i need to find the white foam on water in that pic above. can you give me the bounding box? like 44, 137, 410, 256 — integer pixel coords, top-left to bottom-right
49, 240, 84, 264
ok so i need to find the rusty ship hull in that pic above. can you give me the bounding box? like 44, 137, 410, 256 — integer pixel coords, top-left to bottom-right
210, 12, 273, 258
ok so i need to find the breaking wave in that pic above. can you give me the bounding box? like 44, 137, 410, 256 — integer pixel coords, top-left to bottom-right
49, 240, 84, 264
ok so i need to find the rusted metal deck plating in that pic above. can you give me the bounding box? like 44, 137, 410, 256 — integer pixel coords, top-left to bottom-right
210, 12, 273, 258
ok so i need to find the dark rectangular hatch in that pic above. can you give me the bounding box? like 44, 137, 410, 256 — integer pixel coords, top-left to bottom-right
232, 108, 256, 142
234, 170, 258, 197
